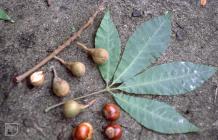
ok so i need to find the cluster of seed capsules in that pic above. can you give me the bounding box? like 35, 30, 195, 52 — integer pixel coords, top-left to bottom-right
72, 103, 122, 140
28, 43, 123, 139
29, 42, 109, 99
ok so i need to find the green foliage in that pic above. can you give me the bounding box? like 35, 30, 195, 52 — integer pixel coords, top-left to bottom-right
95, 10, 121, 85
0, 9, 14, 22
95, 10, 217, 134
117, 62, 217, 95
113, 93, 199, 134
112, 12, 171, 84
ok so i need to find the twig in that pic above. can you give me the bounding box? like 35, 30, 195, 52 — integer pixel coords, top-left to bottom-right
15, 2, 105, 82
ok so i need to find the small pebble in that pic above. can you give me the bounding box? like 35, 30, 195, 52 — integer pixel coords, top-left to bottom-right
46, 48, 53, 53
132, 9, 142, 17
176, 29, 187, 41
23, 118, 34, 127
213, 120, 218, 126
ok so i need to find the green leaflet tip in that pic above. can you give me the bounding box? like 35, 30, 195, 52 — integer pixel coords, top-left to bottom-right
104, 8, 110, 15
102, 9, 110, 20
105, 8, 110, 12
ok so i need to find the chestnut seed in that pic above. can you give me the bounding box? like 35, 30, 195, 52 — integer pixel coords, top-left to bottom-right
105, 124, 122, 140
29, 71, 45, 87
103, 103, 120, 121
72, 122, 93, 140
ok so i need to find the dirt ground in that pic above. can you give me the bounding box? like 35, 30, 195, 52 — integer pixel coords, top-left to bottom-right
0, 0, 218, 140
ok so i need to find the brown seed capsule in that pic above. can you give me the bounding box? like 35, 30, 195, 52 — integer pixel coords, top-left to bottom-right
29, 71, 45, 87
52, 67, 70, 97
72, 122, 93, 140
77, 42, 109, 65
63, 99, 96, 118
65, 61, 85, 77
54, 56, 86, 77
89, 48, 109, 65
103, 103, 120, 121
105, 124, 122, 140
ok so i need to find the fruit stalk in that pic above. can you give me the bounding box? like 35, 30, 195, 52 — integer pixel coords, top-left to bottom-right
44, 89, 107, 112
51, 66, 58, 78
15, 2, 105, 82
82, 99, 97, 109
76, 42, 92, 52
54, 56, 66, 65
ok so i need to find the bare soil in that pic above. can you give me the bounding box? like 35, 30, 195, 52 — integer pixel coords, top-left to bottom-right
0, 0, 218, 140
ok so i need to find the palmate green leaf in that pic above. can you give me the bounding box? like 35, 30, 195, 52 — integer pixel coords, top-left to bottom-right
113, 93, 199, 134
112, 12, 171, 84
0, 9, 14, 22
95, 10, 121, 84
117, 62, 217, 95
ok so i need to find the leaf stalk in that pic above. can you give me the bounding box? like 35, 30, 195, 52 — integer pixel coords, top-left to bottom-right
44, 89, 107, 112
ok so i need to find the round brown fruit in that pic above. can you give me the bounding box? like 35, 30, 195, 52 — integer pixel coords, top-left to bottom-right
103, 103, 120, 121
72, 122, 93, 140
105, 124, 122, 140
